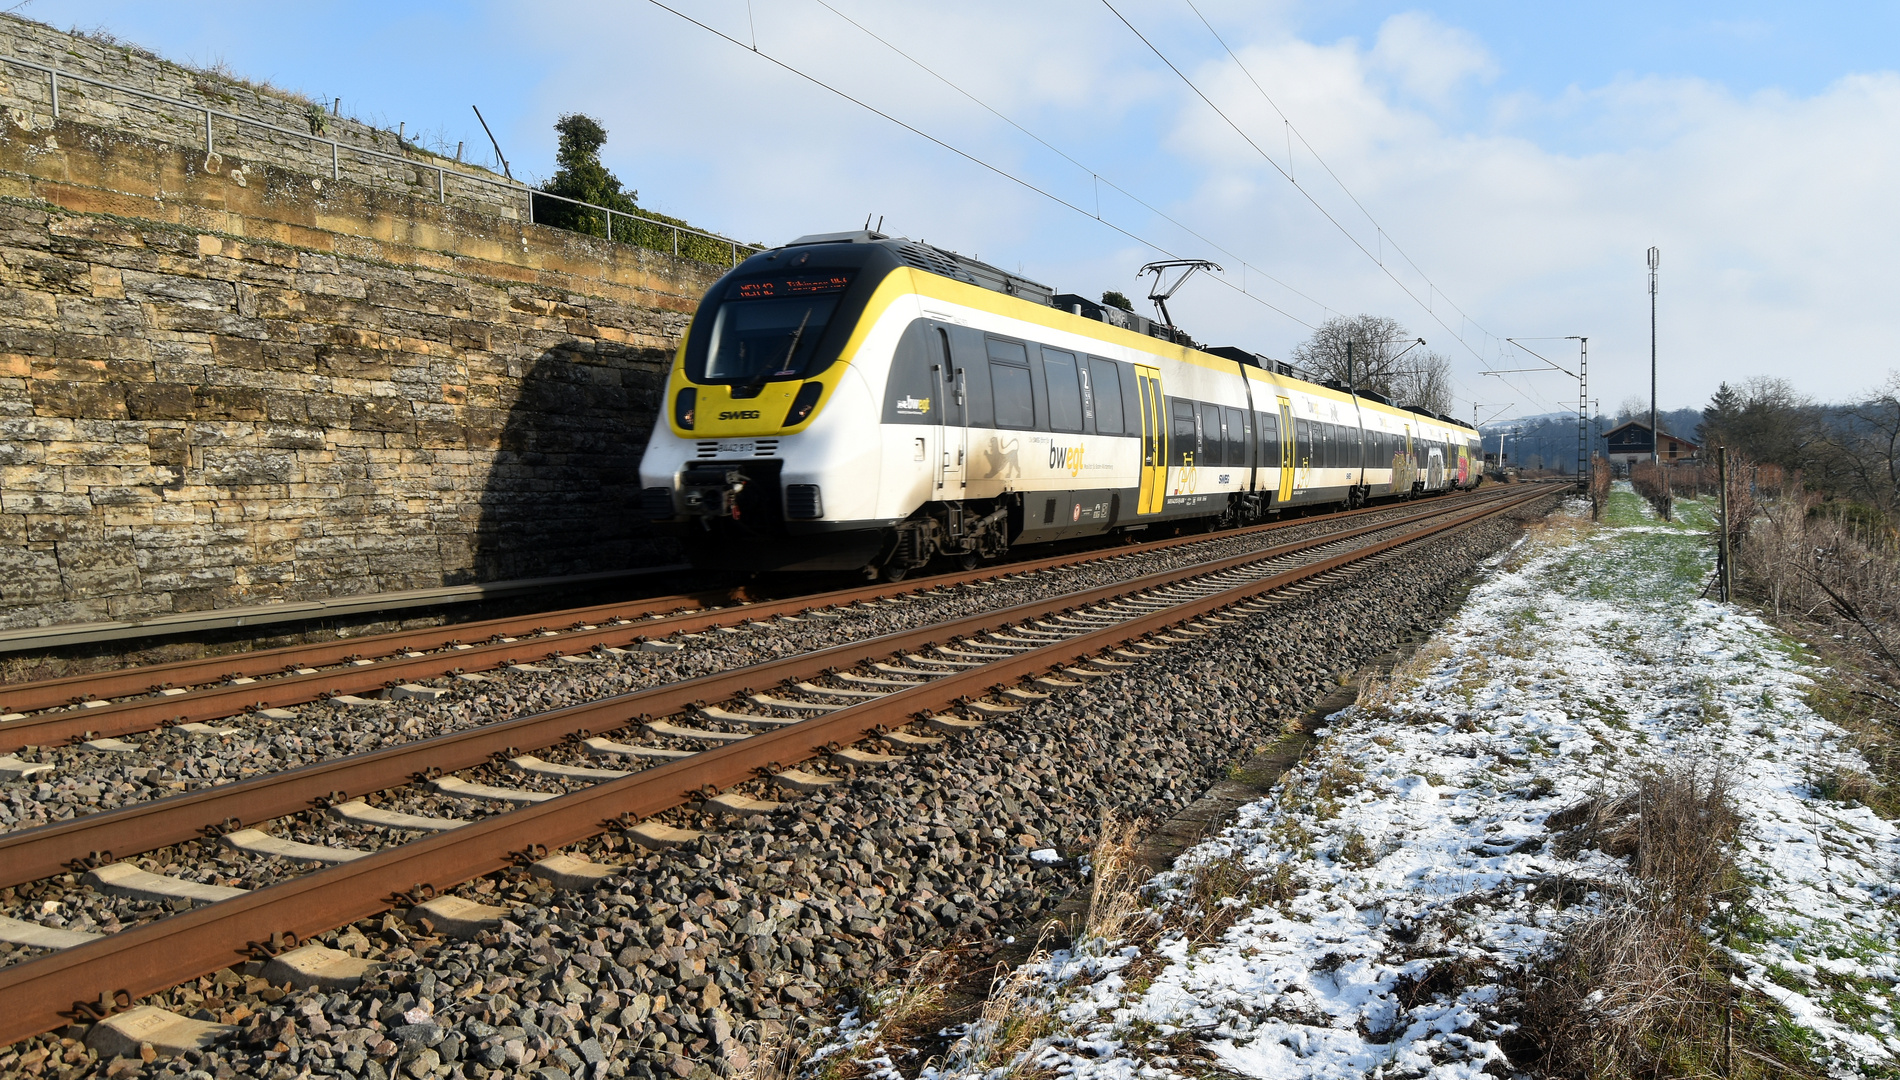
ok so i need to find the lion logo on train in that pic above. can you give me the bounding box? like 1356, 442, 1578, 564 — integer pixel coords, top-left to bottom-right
981, 436, 1021, 479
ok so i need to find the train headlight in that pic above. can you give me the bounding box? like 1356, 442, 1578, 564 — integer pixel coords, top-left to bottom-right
783, 382, 823, 427
674, 387, 697, 430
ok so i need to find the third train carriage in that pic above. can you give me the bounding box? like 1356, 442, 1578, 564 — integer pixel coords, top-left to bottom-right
639, 231, 1483, 578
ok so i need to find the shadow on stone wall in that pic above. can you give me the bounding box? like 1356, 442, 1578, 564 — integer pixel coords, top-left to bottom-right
471, 344, 679, 582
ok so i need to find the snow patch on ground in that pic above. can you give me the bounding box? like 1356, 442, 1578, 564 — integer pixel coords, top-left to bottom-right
925, 487, 1900, 1080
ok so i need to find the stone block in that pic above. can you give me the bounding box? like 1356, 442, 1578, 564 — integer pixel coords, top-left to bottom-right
120, 269, 238, 310
407, 895, 508, 938
86, 1006, 235, 1059
1, 489, 92, 514
201, 448, 296, 487
30, 379, 126, 419
351, 397, 413, 432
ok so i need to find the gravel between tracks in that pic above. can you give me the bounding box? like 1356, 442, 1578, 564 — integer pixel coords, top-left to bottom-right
0, 496, 1554, 1079
0, 501, 1491, 833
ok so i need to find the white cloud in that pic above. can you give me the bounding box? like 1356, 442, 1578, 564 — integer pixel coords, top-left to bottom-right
512, 0, 1900, 412
1369, 10, 1498, 108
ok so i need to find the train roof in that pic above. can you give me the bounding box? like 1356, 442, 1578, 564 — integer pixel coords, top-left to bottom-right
772, 231, 1476, 434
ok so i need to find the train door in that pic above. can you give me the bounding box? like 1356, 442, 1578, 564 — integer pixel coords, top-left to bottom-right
1276, 398, 1295, 499
1403, 425, 1415, 492
931, 325, 965, 497
1236, 374, 1258, 491
1136, 365, 1165, 514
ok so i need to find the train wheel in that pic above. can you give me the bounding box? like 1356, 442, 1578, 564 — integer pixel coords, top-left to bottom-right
883, 563, 910, 582
957, 552, 979, 571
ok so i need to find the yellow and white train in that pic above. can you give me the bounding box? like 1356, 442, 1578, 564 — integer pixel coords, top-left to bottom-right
639, 231, 1482, 576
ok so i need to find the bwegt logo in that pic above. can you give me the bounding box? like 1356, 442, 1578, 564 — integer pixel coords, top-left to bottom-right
1047, 445, 1084, 477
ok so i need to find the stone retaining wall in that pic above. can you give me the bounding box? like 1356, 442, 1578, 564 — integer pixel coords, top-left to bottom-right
0, 103, 725, 630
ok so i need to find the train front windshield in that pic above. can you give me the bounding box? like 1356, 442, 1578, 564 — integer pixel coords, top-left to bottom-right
700, 271, 853, 383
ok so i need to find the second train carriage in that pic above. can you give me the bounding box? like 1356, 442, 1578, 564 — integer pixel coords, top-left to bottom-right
638, 231, 1482, 576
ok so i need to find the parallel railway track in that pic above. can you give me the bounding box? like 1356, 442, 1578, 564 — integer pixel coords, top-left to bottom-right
0, 493, 1495, 754
0, 485, 1555, 1048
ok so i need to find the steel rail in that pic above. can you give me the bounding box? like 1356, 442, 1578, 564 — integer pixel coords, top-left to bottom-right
0, 585, 743, 715
0, 487, 1553, 1046
0, 492, 1521, 890
0, 492, 1497, 752
1, 494, 1465, 713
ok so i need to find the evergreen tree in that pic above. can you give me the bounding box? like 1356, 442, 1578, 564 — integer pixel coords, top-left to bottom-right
535, 113, 638, 239
1697, 382, 1740, 445
1100, 290, 1133, 312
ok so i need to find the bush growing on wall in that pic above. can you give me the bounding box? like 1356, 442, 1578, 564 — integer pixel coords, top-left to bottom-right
533, 113, 755, 266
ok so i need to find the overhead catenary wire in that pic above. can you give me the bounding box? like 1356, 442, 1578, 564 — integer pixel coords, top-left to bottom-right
809, 0, 1339, 323
1183, 1, 1491, 337
650, 0, 1552, 416
643, 0, 1317, 330
1109, 0, 1528, 403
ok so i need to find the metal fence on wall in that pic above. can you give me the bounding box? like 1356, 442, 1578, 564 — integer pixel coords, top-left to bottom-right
1, 54, 767, 267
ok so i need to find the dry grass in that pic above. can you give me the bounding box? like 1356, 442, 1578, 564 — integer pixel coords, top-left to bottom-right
744, 1021, 811, 1080
1514, 767, 1825, 1078
1727, 468, 1900, 819
1080, 816, 1156, 948
1589, 453, 1613, 520
1630, 461, 1676, 520
1355, 638, 1454, 712
860, 951, 956, 1043
1164, 852, 1306, 947
962, 948, 1060, 1074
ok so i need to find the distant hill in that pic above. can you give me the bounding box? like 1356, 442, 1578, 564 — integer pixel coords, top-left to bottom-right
1480, 407, 1705, 472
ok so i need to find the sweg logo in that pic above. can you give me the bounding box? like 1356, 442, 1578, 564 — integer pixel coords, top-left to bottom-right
718, 410, 762, 420
1047, 445, 1084, 477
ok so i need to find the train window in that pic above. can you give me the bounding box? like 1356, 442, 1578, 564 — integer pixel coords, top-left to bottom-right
1171, 400, 1197, 461
987, 338, 1034, 430
1295, 418, 1310, 467
1090, 359, 1125, 435
1258, 412, 1279, 469
957, 327, 994, 428
881, 321, 938, 426
698, 270, 853, 383
1199, 404, 1223, 466
1119, 364, 1143, 435
986, 337, 1028, 366
1042, 349, 1084, 433
991, 365, 1033, 429
1224, 407, 1246, 466
1076, 360, 1095, 429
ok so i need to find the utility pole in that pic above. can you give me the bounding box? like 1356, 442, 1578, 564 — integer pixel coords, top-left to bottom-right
1717, 445, 1732, 601
1648, 247, 1660, 466
1565, 336, 1589, 484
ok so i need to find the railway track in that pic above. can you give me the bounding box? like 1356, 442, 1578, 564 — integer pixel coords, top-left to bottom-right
0, 492, 1500, 756
0, 484, 1554, 1049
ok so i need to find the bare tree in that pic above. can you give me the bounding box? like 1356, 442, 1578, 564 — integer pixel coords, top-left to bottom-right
1815, 371, 1900, 514
1291, 314, 1453, 414
1697, 376, 1821, 471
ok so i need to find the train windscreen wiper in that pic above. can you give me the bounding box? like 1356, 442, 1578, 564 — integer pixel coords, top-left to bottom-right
739, 307, 814, 395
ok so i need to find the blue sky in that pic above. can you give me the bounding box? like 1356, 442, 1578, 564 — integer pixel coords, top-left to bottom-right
22, 0, 1900, 419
